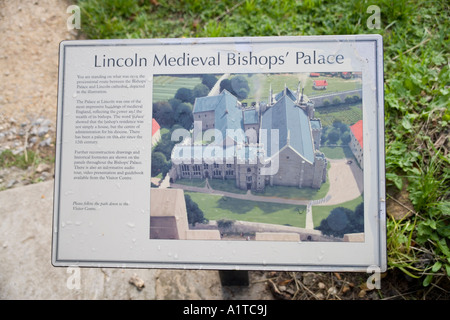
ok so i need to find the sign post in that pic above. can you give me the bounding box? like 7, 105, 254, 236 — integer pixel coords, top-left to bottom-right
52, 35, 386, 273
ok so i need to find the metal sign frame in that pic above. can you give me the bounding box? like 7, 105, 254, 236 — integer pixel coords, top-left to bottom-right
52, 35, 386, 272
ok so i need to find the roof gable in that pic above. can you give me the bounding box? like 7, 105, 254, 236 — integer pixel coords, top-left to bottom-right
350, 120, 363, 148
193, 90, 244, 143
261, 93, 314, 163
314, 80, 328, 86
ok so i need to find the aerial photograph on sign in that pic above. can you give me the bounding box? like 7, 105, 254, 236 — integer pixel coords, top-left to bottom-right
149, 72, 364, 242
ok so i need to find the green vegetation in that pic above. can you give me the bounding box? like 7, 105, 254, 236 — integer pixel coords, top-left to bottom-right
184, 194, 207, 226
153, 76, 203, 102
315, 103, 362, 127
312, 196, 363, 229
316, 203, 364, 238
207, 178, 247, 194
78, 0, 450, 288
320, 146, 354, 160
0, 149, 36, 170
185, 191, 306, 228
260, 181, 329, 201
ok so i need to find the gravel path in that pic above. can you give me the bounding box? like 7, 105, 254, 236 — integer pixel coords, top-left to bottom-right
0, 0, 76, 190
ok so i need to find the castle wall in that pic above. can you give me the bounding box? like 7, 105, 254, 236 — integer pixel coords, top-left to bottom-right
193, 110, 215, 130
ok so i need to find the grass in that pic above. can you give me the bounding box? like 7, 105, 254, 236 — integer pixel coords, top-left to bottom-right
207, 178, 247, 194
0, 149, 36, 170
78, 0, 450, 288
259, 181, 329, 201
320, 146, 355, 160
153, 75, 203, 102
185, 191, 307, 228
315, 103, 363, 127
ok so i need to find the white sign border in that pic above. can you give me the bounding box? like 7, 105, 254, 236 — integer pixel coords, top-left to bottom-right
52, 35, 386, 272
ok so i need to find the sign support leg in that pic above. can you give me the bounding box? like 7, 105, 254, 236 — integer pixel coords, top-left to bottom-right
219, 270, 249, 286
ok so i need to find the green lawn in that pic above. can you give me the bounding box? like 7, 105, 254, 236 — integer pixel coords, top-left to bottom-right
259, 181, 329, 201
306, 77, 362, 97
320, 146, 355, 160
173, 178, 206, 188
207, 178, 247, 194
315, 104, 363, 127
153, 75, 203, 102
185, 191, 307, 228
242, 73, 362, 103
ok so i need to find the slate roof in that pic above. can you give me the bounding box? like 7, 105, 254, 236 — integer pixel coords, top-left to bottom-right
310, 119, 321, 130
274, 87, 297, 103
261, 91, 315, 163
193, 90, 243, 143
243, 109, 259, 125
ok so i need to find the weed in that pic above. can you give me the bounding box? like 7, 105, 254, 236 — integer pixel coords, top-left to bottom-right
0, 149, 36, 170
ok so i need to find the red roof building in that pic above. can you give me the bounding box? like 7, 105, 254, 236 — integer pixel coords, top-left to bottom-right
313, 80, 328, 90
152, 118, 160, 136
349, 120, 363, 169
152, 118, 161, 147
350, 120, 363, 148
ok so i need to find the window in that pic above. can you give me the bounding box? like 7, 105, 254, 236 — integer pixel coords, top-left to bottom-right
181, 164, 190, 177
214, 163, 220, 169
247, 167, 251, 173
193, 165, 201, 176
226, 164, 232, 168
203, 163, 209, 169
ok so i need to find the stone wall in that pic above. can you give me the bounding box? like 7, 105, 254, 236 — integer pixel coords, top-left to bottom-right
309, 89, 362, 108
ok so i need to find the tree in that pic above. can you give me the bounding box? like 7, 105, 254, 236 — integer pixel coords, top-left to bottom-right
341, 131, 351, 144
168, 98, 182, 113
175, 102, 194, 130
184, 194, 206, 226
332, 97, 342, 105
327, 128, 340, 144
202, 74, 218, 90
175, 87, 193, 103
230, 75, 249, 100
220, 78, 232, 93
153, 101, 174, 127
151, 151, 169, 177
317, 207, 352, 238
316, 204, 364, 238
192, 83, 210, 101
153, 132, 176, 159
219, 76, 250, 100
348, 202, 364, 233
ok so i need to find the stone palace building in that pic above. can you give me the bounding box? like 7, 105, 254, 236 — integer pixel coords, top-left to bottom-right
171, 84, 327, 192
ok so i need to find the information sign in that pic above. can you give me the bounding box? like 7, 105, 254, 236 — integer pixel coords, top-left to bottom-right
52, 35, 386, 272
